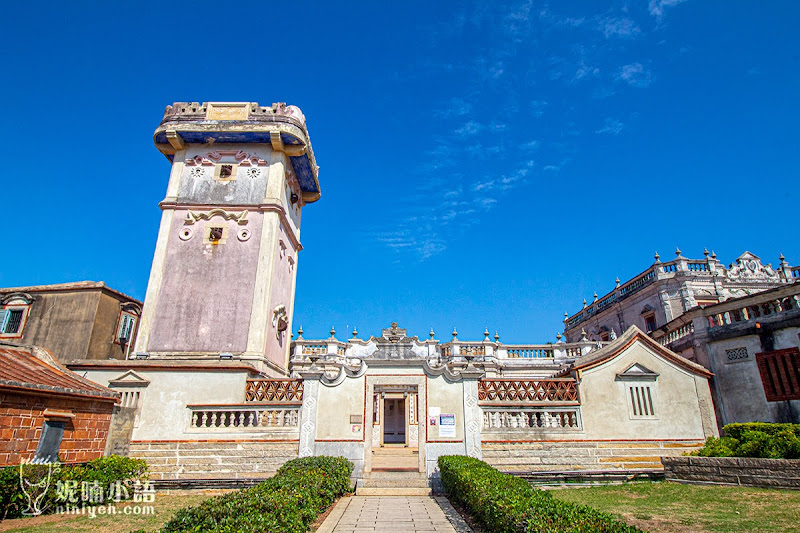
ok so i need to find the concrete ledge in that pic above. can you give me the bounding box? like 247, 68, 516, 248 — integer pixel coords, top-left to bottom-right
662, 456, 800, 490
356, 487, 432, 496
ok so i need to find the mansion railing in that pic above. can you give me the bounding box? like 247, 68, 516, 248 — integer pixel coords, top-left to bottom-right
564, 254, 799, 331
653, 284, 800, 348
187, 404, 300, 430
245, 379, 303, 403
478, 379, 579, 404
482, 408, 581, 430
291, 337, 600, 363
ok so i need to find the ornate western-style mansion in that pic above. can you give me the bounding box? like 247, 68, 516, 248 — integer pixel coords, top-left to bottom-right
4, 101, 795, 488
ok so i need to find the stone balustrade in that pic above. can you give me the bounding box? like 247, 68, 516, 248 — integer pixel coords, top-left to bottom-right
506, 346, 553, 359
658, 322, 695, 346
188, 405, 300, 430
292, 337, 597, 363
482, 408, 582, 430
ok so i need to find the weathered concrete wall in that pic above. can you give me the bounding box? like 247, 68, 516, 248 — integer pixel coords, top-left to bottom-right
130, 440, 298, 480
706, 326, 800, 424
264, 222, 297, 369
579, 341, 716, 441
663, 456, 800, 489
483, 440, 703, 472
178, 145, 271, 205
316, 375, 365, 440
83, 368, 250, 441
2, 286, 140, 361
12, 290, 98, 359
427, 375, 466, 442
105, 406, 136, 456
147, 210, 262, 353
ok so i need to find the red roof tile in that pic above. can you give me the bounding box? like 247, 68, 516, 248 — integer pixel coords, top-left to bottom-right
0, 342, 119, 401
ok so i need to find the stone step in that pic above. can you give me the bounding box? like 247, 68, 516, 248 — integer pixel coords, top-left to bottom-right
371, 447, 419, 456
364, 470, 426, 480
356, 487, 432, 496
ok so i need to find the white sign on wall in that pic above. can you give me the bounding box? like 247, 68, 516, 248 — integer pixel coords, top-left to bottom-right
439, 413, 456, 438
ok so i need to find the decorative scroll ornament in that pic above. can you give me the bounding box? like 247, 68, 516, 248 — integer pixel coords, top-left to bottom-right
185, 209, 249, 225
727, 252, 779, 282
273, 304, 288, 339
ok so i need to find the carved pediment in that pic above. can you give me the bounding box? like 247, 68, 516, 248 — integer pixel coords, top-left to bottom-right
727, 252, 779, 283
616, 363, 659, 381
108, 370, 150, 388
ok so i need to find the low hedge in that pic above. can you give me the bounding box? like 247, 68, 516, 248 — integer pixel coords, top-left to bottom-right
438, 455, 641, 533
692, 423, 800, 459
160, 455, 353, 532
0, 455, 148, 520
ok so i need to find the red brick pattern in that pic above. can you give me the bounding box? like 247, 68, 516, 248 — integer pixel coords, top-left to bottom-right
0, 391, 114, 465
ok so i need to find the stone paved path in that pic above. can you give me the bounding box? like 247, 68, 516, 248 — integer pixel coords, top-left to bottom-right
318, 495, 459, 532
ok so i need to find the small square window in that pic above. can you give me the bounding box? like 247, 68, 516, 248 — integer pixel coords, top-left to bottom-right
209, 227, 224, 241
214, 164, 238, 182
644, 314, 657, 333
1, 306, 28, 337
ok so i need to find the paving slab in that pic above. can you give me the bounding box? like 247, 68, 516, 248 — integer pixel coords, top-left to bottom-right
318, 495, 470, 533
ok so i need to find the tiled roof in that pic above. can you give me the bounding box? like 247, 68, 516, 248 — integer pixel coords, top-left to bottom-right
0, 281, 141, 304
554, 325, 713, 378
0, 342, 119, 401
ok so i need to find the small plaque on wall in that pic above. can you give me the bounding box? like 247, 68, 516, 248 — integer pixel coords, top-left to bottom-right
350, 415, 363, 424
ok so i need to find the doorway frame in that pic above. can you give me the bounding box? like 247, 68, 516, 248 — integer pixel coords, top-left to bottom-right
364, 376, 426, 473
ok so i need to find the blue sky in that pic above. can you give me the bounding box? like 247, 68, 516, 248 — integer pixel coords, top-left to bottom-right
2, 1, 798, 343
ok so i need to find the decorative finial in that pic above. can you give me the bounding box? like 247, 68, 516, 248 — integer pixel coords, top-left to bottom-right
556, 332, 562, 342
494, 331, 500, 342
352, 327, 358, 338
675, 247, 682, 257
580, 328, 588, 341
615, 277, 620, 287
654, 251, 660, 262
484, 327, 490, 340
583, 298, 587, 308
297, 326, 304, 339
452, 327, 458, 340
330, 326, 336, 338
704, 248, 709, 257
711, 250, 717, 259
593, 292, 598, 302
610, 328, 617, 341
429, 328, 435, 339
564, 311, 569, 319
780, 253, 786, 262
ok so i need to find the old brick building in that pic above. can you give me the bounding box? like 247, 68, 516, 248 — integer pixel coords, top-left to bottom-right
0, 342, 119, 465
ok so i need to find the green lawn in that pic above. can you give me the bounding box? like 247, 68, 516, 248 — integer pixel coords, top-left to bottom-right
0, 492, 215, 533
553, 481, 800, 533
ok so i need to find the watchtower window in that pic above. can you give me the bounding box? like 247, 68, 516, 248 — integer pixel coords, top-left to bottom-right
209, 227, 224, 241
214, 164, 237, 182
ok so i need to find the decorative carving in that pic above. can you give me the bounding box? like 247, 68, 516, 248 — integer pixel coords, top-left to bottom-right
478, 380, 579, 403
246, 167, 261, 179
727, 252, 779, 283
273, 305, 288, 338
245, 379, 303, 403
189, 167, 206, 178
178, 227, 193, 241
237, 228, 251, 242
185, 209, 248, 225
186, 150, 267, 167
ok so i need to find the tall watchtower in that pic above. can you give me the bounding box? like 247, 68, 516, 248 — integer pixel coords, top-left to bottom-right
133, 102, 320, 376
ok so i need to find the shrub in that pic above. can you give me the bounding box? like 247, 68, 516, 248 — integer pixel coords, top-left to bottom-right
160, 455, 353, 533
0, 455, 148, 521
692, 423, 800, 459
438, 455, 641, 533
